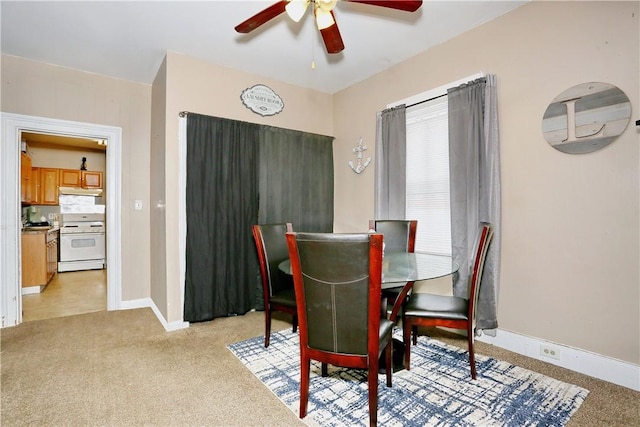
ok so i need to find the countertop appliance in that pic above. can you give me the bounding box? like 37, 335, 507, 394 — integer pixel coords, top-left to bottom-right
58, 213, 105, 272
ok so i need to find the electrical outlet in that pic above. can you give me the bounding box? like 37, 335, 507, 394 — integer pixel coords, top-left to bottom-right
540, 344, 561, 360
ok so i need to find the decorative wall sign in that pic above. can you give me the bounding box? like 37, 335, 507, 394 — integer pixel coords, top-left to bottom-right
542, 82, 631, 154
240, 84, 284, 116
348, 137, 371, 174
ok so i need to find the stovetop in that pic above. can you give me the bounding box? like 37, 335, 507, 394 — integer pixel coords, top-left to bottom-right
25, 221, 50, 227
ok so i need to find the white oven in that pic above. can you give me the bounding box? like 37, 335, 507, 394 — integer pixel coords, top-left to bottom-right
58, 213, 106, 272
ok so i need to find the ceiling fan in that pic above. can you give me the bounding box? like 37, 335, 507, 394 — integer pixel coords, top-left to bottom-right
234, 0, 423, 54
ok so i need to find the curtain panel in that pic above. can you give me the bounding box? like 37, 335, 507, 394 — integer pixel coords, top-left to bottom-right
258, 127, 334, 232
448, 75, 502, 333
184, 114, 335, 321
374, 105, 407, 220
184, 114, 260, 322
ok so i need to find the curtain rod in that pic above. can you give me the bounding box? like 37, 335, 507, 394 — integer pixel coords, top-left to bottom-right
179, 111, 190, 117
405, 93, 447, 109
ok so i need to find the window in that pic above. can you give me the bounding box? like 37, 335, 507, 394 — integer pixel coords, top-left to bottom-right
406, 95, 452, 256
387, 74, 483, 256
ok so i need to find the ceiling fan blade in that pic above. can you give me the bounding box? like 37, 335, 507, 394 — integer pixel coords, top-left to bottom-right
320, 14, 345, 54
346, 0, 423, 12
234, 1, 288, 33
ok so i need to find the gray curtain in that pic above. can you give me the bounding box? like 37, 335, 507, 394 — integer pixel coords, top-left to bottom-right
258, 127, 334, 232
374, 105, 406, 219
448, 75, 502, 334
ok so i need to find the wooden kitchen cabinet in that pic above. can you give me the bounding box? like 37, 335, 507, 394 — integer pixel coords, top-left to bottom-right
59, 169, 82, 187
22, 229, 59, 287
82, 171, 102, 189
33, 168, 59, 205
31, 167, 60, 205
30, 168, 40, 204
20, 153, 33, 203
59, 169, 103, 189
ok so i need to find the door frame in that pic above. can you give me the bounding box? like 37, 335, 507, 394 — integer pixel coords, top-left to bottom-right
1, 112, 122, 327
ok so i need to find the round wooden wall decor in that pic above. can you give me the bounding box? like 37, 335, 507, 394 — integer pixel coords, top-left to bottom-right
541, 82, 631, 154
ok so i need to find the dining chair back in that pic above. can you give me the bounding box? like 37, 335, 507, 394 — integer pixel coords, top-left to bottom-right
286, 232, 393, 427
252, 223, 297, 347
369, 219, 417, 252
369, 219, 418, 321
401, 222, 494, 379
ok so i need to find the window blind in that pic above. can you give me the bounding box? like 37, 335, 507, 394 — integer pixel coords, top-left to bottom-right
406, 96, 452, 256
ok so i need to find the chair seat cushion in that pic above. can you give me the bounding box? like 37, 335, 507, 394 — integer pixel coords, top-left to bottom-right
404, 293, 469, 321
270, 288, 296, 308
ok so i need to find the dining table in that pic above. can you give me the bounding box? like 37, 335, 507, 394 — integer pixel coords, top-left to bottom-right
279, 251, 459, 371
279, 251, 458, 317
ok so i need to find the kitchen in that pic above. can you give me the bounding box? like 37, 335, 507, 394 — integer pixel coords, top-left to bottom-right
20, 132, 107, 321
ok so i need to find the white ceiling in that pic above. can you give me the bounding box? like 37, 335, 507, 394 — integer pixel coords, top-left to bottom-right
1, 1, 527, 95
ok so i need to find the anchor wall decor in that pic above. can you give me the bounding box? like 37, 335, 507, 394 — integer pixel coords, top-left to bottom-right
348, 137, 371, 174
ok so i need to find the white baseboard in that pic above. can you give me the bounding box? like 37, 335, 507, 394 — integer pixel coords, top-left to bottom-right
477, 329, 640, 392
118, 298, 189, 332
21, 285, 44, 295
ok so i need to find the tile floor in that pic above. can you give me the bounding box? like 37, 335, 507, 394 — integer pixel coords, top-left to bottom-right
21, 269, 107, 322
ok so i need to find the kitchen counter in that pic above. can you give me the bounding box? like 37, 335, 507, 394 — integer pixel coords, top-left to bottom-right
22, 226, 60, 233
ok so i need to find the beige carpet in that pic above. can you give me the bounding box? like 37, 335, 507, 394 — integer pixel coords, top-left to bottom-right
1, 308, 638, 426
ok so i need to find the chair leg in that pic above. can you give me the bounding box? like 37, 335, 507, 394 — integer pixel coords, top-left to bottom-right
299, 356, 310, 418
467, 323, 476, 380
368, 364, 379, 427
385, 340, 392, 387
292, 315, 298, 333
402, 318, 412, 371
264, 309, 271, 347
412, 325, 418, 345
321, 362, 328, 377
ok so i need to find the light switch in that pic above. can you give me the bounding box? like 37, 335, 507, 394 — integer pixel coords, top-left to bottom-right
134, 200, 143, 211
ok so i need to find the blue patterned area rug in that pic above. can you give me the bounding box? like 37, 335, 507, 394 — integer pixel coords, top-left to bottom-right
228, 329, 588, 427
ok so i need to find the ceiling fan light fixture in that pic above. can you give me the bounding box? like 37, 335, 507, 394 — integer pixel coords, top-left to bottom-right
316, 0, 338, 12
315, 8, 335, 30
285, 0, 309, 22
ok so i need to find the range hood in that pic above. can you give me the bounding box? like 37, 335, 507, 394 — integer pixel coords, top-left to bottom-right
58, 186, 103, 196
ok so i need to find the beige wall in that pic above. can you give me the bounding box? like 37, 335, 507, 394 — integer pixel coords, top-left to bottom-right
155, 52, 334, 323
1, 54, 152, 302
333, 1, 639, 364
150, 57, 168, 320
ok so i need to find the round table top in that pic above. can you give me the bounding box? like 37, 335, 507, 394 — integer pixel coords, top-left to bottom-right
279, 251, 458, 289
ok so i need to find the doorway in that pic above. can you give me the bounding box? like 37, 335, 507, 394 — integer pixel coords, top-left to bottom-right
0, 113, 122, 328
21, 131, 108, 321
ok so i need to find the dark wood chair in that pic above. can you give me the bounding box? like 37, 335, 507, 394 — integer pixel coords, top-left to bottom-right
369, 219, 417, 253
369, 219, 417, 321
286, 232, 393, 427
402, 222, 494, 379
252, 223, 297, 347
